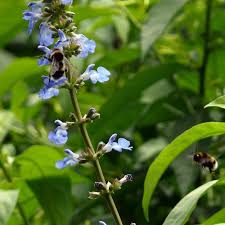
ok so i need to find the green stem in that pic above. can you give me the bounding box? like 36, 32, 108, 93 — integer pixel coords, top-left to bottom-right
0, 160, 30, 225
199, 0, 213, 100
68, 88, 123, 225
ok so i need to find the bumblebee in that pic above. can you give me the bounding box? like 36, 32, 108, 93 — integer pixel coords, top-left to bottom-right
50, 49, 68, 80
193, 152, 218, 173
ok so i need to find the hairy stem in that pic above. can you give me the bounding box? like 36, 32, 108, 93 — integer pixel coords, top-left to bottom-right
199, 0, 213, 99
0, 160, 30, 225
68, 88, 123, 225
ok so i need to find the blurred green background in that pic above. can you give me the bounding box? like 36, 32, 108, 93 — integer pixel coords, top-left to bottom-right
1, 0, 225, 224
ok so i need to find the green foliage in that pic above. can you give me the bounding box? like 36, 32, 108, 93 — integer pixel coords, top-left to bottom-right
0, 189, 19, 225
1, 0, 225, 224
141, 0, 189, 57
162, 180, 219, 225
205, 95, 225, 109
201, 207, 225, 225
143, 122, 225, 221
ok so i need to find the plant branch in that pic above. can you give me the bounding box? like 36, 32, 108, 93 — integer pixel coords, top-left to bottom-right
0, 160, 30, 225
68, 88, 123, 225
199, 0, 213, 99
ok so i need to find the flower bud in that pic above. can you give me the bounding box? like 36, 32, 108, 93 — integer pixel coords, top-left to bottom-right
119, 174, 133, 184
88, 191, 101, 199
86, 107, 100, 121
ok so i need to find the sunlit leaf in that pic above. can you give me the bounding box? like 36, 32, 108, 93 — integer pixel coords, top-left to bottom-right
201, 207, 225, 225
14, 145, 64, 179
162, 180, 219, 225
141, 0, 189, 57
0, 189, 19, 225
205, 96, 225, 110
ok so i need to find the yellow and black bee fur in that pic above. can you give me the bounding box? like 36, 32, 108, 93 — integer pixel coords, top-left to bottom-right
193, 152, 218, 173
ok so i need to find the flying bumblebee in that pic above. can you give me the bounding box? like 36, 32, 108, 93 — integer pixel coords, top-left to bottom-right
193, 152, 218, 173
50, 48, 68, 80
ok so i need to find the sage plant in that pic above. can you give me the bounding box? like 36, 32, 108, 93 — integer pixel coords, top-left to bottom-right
23, 1, 135, 224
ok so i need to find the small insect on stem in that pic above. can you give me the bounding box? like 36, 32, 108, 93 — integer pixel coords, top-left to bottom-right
193, 152, 218, 173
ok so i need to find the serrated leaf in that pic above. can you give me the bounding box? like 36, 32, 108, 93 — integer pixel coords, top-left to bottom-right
141, 0, 189, 57
162, 180, 219, 225
205, 95, 225, 109
0, 189, 19, 225
142, 122, 225, 221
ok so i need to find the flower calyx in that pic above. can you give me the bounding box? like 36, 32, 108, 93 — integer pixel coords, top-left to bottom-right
83, 108, 100, 123
111, 174, 133, 191
88, 181, 112, 199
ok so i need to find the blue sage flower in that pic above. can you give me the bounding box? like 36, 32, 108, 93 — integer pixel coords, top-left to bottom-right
56, 149, 79, 169
55, 29, 70, 49
39, 23, 54, 46
48, 120, 68, 145
23, 2, 43, 34
99, 222, 107, 225
73, 34, 96, 58
81, 64, 111, 84
60, 0, 73, 5
38, 46, 52, 66
103, 133, 133, 153
39, 76, 67, 100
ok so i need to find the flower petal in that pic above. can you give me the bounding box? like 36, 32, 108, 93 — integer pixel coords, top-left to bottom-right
108, 133, 117, 145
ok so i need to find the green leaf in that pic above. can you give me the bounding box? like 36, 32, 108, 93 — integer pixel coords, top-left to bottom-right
0, 189, 19, 225
89, 63, 183, 143
0, 58, 44, 97
142, 122, 225, 221
201, 207, 225, 225
0, 0, 25, 47
162, 180, 218, 225
96, 46, 140, 68
0, 111, 22, 143
28, 177, 73, 225
112, 14, 130, 44
73, 6, 120, 22
14, 145, 64, 179
141, 0, 189, 57
205, 95, 225, 109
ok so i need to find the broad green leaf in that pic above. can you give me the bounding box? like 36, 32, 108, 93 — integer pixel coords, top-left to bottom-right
0, 0, 25, 47
162, 180, 218, 225
201, 207, 225, 225
14, 145, 64, 179
142, 122, 225, 221
28, 177, 73, 225
0, 189, 19, 225
141, 0, 189, 57
205, 96, 225, 109
0, 58, 44, 97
